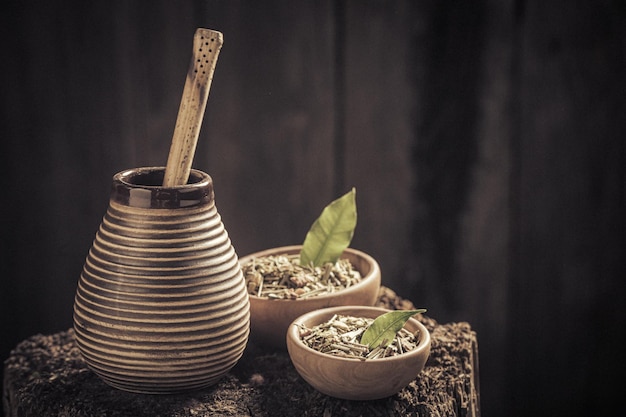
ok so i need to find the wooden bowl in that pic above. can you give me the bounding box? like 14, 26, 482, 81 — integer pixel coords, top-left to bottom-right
240, 245, 381, 349
286, 306, 431, 400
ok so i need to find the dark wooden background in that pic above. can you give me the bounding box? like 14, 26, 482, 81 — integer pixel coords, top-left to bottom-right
1, 1, 624, 416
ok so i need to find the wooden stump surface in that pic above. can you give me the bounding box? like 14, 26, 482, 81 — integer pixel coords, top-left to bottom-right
3, 288, 479, 417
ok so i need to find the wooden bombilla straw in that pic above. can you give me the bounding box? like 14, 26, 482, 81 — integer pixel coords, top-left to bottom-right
163, 28, 223, 187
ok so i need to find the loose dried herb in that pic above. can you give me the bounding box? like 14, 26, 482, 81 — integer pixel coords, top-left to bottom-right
298, 314, 423, 359
243, 188, 360, 299
243, 254, 362, 299
299, 188, 357, 268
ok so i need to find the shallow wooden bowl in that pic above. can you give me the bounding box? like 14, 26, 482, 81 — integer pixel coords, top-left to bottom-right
240, 245, 381, 349
286, 306, 431, 400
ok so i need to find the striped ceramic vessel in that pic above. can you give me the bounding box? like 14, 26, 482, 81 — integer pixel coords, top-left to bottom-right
73, 167, 250, 394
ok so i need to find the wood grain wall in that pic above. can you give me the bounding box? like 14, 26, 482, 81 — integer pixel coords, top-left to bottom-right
1, 1, 624, 416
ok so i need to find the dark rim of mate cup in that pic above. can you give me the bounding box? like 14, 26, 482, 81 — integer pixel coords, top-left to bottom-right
111, 167, 214, 209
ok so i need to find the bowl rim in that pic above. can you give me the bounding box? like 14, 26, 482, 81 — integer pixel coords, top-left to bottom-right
240, 245, 381, 303
286, 305, 431, 364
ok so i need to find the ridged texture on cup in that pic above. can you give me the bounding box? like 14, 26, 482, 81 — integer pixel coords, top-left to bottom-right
73, 173, 249, 394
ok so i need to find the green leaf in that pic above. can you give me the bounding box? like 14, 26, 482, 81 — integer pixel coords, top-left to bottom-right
360, 309, 427, 349
299, 188, 357, 267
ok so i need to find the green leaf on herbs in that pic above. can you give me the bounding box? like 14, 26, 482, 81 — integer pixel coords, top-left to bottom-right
360, 309, 427, 349
299, 188, 357, 267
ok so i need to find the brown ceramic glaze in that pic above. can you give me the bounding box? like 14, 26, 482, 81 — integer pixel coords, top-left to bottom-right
240, 245, 381, 349
73, 167, 250, 394
286, 306, 431, 400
